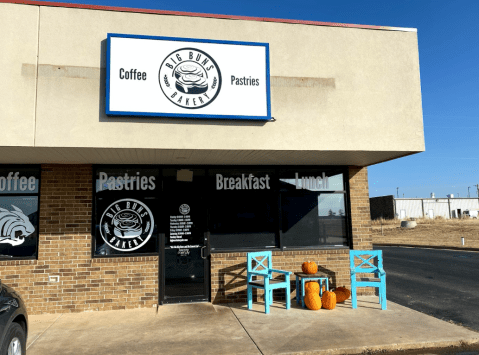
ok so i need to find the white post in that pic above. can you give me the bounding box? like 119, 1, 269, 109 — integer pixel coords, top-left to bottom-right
462, 237, 465, 246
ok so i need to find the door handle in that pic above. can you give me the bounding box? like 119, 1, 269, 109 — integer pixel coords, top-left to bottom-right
200, 246, 207, 259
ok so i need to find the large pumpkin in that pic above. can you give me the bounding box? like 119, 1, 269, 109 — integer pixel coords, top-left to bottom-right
301, 261, 318, 274
304, 281, 319, 294
321, 291, 337, 310
334, 287, 351, 303
304, 292, 322, 310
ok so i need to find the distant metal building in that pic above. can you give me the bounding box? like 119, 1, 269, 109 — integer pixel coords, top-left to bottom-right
370, 195, 479, 220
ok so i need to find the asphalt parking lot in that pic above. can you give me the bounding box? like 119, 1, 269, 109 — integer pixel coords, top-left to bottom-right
377, 246, 479, 332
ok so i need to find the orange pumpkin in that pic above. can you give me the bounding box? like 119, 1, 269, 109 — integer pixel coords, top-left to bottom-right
304, 292, 322, 310
304, 281, 319, 294
334, 287, 351, 303
321, 290, 336, 310
301, 261, 318, 274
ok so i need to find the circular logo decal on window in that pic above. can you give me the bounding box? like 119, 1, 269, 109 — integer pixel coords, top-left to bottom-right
100, 199, 154, 252
179, 204, 190, 215
158, 48, 222, 109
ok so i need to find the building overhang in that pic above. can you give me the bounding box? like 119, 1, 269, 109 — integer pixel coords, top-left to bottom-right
0, 147, 419, 166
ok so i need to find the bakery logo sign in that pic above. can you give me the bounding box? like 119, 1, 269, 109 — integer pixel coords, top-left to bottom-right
159, 49, 221, 109
106, 34, 271, 120
100, 199, 154, 252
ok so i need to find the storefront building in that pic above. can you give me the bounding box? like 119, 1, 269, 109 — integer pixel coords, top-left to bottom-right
0, 1, 424, 314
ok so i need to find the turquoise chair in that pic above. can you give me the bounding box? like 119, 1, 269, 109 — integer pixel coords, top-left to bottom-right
247, 251, 292, 314
350, 250, 387, 310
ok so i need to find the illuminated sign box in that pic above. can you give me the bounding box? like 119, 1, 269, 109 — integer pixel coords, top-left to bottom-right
106, 33, 271, 120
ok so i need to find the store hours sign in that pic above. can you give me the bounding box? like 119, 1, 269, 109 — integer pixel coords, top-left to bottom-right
106, 33, 271, 120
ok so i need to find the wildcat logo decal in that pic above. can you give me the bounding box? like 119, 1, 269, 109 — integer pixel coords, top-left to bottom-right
0, 205, 35, 246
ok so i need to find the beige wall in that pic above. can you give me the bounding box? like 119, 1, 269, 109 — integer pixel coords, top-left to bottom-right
0, 3, 38, 147
0, 4, 425, 165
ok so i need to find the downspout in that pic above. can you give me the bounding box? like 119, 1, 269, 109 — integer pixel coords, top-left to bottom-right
448, 198, 451, 219
421, 199, 424, 218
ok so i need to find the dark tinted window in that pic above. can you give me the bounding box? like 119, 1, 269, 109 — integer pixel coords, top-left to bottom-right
279, 169, 348, 248
93, 167, 159, 257
208, 169, 278, 250
281, 192, 348, 248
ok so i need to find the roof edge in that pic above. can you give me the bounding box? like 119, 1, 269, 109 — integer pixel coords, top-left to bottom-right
2, 0, 417, 32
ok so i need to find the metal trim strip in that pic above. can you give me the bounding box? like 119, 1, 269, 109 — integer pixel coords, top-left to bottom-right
1, 0, 417, 32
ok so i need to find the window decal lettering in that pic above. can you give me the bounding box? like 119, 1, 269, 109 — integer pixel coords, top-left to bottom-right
0, 172, 37, 193
294, 172, 329, 190
215, 174, 271, 190
98, 172, 156, 191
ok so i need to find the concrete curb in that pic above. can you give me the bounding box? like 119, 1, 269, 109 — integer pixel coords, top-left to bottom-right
276, 339, 479, 355
374, 244, 479, 252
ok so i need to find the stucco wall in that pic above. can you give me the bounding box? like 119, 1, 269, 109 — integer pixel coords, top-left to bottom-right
1, 3, 424, 164
0, 3, 38, 147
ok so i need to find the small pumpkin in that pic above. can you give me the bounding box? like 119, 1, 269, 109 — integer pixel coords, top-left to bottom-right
321, 290, 337, 310
304, 281, 319, 294
334, 287, 351, 303
301, 261, 318, 274
304, 292, 322, 310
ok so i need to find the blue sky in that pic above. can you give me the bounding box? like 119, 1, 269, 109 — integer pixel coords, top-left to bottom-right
40, 0, 479, 198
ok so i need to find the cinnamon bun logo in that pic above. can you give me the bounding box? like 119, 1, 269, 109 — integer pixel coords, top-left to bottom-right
100, 199, 154, 251
159, 48, 222, 109
179, 204, 190, 215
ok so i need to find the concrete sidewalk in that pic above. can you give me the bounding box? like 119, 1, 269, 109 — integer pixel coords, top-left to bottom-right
26, 297, 479, 355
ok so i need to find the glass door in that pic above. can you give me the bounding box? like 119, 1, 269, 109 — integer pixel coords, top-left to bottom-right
160, 169, 209, 304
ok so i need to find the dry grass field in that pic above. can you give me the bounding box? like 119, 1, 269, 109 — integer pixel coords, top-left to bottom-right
372, 217, 479, 249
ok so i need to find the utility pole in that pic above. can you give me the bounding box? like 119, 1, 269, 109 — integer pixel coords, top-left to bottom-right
468, 186, 471, 198
474, 184, 479, 197
397, 187, 399, 198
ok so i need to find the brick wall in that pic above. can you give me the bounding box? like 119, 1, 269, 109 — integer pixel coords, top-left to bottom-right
349, 166, 373, 251
0, 165, 158, 314
348, 166, 376, 295
211, 249, 350, 304
1, 164, 374, 313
